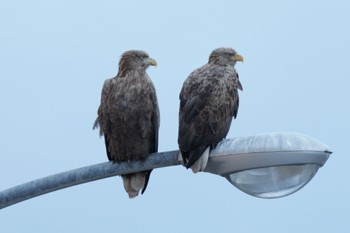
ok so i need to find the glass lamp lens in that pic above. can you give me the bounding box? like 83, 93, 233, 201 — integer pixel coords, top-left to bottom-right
225, 164, 319, 198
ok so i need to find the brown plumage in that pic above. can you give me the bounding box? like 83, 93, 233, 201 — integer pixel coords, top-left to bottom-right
178, 47, 244, 172
94, 50, 159, 198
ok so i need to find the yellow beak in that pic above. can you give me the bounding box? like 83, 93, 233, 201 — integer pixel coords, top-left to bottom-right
148, 58, 158, 67
231, 54, 244, 62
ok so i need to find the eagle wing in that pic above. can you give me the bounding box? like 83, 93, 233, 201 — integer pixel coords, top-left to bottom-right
178, 64, 242, 168
95, 74, 159, 195
93, 78, 113, 160
150, 83, 160, 154
96, 75, 159, 162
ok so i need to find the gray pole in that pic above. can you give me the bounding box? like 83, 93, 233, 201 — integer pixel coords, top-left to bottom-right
0, 132, 332, 209
0, 150, 180, 209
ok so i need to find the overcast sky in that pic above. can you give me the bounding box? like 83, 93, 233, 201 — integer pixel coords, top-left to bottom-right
1, 0, 349, 232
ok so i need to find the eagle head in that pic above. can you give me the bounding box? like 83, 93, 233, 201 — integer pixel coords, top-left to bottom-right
117, 50, 157, 77
209, 47, 244, 66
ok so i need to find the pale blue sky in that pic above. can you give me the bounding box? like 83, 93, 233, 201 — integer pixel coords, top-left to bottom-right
0, 0, 349, 232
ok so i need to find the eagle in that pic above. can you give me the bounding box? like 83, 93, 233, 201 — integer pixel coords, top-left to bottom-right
178, 47, 244, 173
94, 50, 159, 198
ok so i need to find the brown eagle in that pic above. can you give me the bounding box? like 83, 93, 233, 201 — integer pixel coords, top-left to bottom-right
178, 47, 244, 173
94, 50, 159, 198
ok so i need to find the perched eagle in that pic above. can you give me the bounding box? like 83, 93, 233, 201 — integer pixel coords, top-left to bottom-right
94, 50, 159, 198
178, 47, 244, 173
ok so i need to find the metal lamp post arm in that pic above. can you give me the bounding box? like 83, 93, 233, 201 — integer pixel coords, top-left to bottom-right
0, 150, 180, 209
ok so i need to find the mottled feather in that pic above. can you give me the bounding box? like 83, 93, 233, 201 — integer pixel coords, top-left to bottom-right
178, 47, 243, 171
94, 50, 159, 198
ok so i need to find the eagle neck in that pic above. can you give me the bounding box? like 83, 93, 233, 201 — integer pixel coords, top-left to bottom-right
117, 68, 146, 79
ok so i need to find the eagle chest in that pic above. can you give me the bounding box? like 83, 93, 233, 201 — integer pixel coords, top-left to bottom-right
111, 77, 151, 105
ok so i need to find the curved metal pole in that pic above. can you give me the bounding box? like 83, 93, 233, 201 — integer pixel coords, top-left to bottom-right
0, 150, 180, 209
0, 132, 332, 209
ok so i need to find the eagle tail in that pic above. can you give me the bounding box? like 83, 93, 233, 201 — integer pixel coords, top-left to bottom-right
186, 146, 210, 172
121, 170, 153, 198
141, 169, 153, 195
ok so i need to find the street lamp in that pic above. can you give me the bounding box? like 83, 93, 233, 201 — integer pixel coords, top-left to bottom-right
204, 132, 331, 198
0, 132, 332, 209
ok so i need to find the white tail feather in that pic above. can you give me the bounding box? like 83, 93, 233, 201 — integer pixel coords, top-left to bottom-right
190, 147, 210, 173
121, 172, 146, 198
